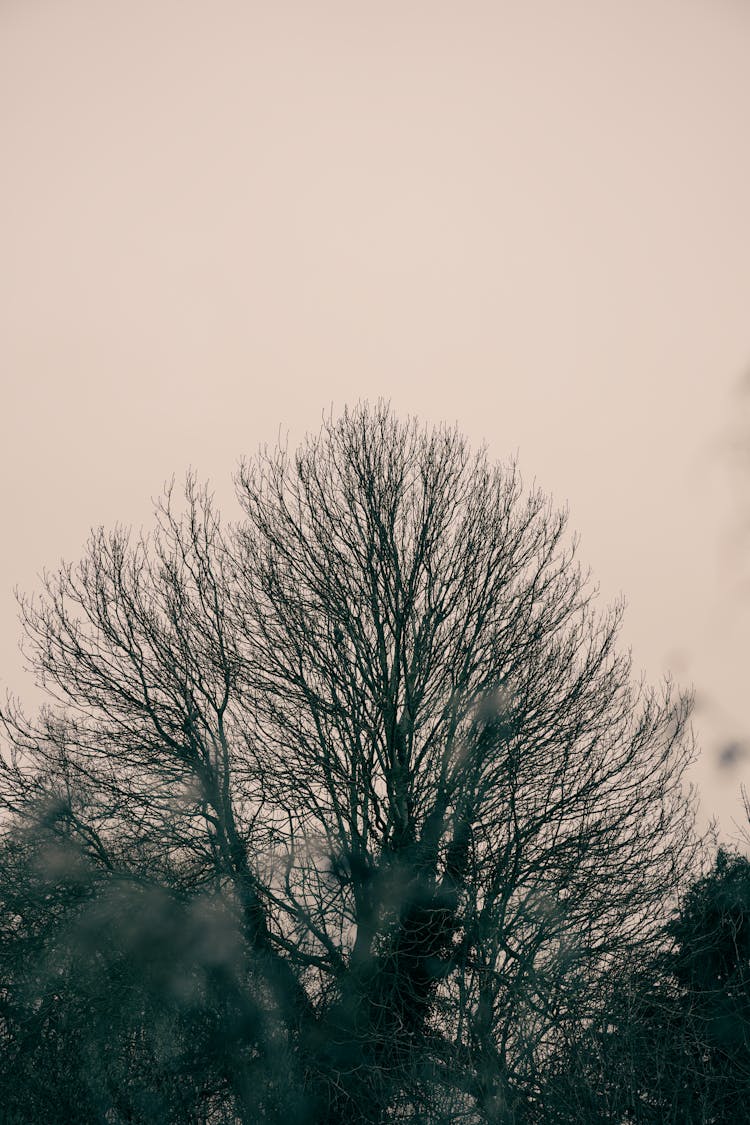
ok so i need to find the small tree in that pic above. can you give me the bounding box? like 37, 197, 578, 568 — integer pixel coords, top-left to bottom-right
571, 848, 750, 1125
1, 404, 698, 1122
665, 847, 750, 1123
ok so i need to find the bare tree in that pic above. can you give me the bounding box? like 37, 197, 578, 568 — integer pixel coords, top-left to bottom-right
1, 404, 698, 1123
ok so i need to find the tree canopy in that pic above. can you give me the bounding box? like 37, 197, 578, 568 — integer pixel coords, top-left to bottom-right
0, 404, 700, 1122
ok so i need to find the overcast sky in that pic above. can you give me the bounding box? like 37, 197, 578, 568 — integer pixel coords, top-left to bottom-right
2, 0, 750, 835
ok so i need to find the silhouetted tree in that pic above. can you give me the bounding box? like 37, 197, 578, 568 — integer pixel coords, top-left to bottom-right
559, 848, 750, 1124
1, 404, 699, 1122
665, 847, 750, 1122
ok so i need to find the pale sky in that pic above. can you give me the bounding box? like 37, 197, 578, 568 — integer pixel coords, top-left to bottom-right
2, 0, 750, 836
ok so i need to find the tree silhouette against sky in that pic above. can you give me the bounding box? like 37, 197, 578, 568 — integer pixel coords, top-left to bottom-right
0, 404, 699, 1123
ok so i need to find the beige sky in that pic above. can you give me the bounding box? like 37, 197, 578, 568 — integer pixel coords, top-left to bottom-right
2, 0, 750, 835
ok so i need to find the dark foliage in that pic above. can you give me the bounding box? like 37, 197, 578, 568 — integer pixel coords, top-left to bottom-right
557, 849, 750, 1124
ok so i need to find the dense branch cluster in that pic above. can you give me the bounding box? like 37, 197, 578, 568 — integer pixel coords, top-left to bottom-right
0, 405, 705, 1122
